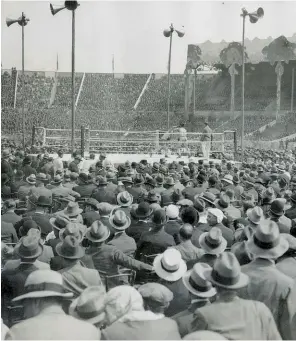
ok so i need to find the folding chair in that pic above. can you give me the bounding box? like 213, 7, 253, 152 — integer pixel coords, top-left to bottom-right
105, 270, 136, 292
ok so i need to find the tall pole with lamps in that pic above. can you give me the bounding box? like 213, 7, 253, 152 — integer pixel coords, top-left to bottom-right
240, 7, 264, 160
50, 1, 80, 153
6, 13, 30, 149
163, 24, 185, 130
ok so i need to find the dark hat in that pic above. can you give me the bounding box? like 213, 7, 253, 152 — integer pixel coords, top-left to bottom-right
85, 198, 100, 209
291, 193, 296, 204
152, 209, 167, 226
161, 193, 174, 207
215, 194, 230, 211
171, 189, 184, 203
134, 174, 144, 184
78, 173, 89, 183
269, 199, 285, 216
85, 221, 110, 243
164, 176, 175, 187
181, 206, 197, 225
56, 235, 85, 260
145, 178, 157, 188
131, 202, 153, 219
15, 234, 43, 259
233, 175, 240, 184
23, 156, 32, 164
182, 175, 192, 185
155, 174, 164, 184
193, 197, 206, 213
159, 166, 168, 175
152, 162, 160, 173
19, 219, 41, 237
208, 176, 217, 186
15, 170, 24, 179
36, 196, 52, 207
147, 190, 159, 203
197, 174, 207, 184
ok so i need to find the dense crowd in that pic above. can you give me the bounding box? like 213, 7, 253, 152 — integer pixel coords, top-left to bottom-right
1, 145, 296, 340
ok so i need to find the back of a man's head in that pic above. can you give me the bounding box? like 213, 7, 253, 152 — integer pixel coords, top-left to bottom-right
179, 223, 193, 240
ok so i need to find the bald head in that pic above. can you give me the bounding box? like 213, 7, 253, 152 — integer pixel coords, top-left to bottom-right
179, 223, 193, 240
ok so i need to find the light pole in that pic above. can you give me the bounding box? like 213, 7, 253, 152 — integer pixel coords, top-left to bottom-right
163, 24, 185, 130
6, 13, 30, 149
50, 1, 80, 153
240, 7, 264, 160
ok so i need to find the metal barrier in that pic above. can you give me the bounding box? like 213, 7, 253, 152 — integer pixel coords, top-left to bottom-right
32, 126, 237, 155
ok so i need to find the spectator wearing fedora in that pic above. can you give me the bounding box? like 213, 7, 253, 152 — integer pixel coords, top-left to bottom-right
161, 177, 176, 202
268, 199, 292, 234
154, 174, 165, 194
68, 286, 106, 329
6, 270, 99, 340
57, 236, 103, 298
153, 249, 190, 317
17, 196, 53, 238
51, 175, 80, 199
232, 175, 244, 201
164, 204, 181, 243
171, 224, 203, 264
1, 232, 44, 316
40, 155, 55, 177
206, 208, 234, 247
190, 227, 227, 269
235, 206, 264, 242
126, 202, 153, 243
189, 253, 281, 340
207, 176, 220, 196
91, 176, 117, 205
199, 192, 216, 209
285, 192, 296, 220
136, 209, 175, 261
96, 202, 115, 239
73, 173, 97, 198
85, 221, 152, 289
21, 156, 37, 178
1, 174, 12, 199
1, 199, 21, 225
276, 234, 296, 280
240, 220, 295, 339
144, 177, 157, 192
244, 177, 259, 204
81, 198, 101, 227
46, 215, 71, 256
30, 173, 52, 203
182, 176, 203, 202
102, 285, 181, 340
173, 263, 216, 337
106, 172, 118, 194
127, 174, 147, 204
115, 191, 133, 218
223, 189, 242, 220
108, 210, 136, 257
59, 201, 84, 224
17, 174, 37, 201
63, 172, 79, 189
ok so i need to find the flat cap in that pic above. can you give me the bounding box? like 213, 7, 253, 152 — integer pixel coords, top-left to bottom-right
138, 283, 173, 304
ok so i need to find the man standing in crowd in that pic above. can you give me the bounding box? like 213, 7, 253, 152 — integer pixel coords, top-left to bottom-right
200, 120, 212, 161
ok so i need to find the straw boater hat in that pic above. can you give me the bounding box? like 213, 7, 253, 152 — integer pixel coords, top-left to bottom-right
69, 286, 106, 325
56, 235, 85, 260
182, 263, 217, 298
153, 249, 187, 282
109, 210, 131, 231
85, 221, 110, 243
204, 252, 249, 290
246, 206, 263, 225
246, 220, 289, 259
12, 270, 73, 302
117, 191, 133, 207
199, 227, 227, 255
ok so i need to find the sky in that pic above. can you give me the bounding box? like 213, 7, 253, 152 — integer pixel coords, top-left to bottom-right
1, 0, 296, 73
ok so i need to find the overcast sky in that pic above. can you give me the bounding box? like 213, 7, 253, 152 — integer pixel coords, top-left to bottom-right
1, 1, 296, 73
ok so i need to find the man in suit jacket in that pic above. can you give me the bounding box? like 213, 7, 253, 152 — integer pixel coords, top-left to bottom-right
91, 176, 117, 204
30, 173, 53, 203
57, 236, 103, 298
136, 209, 175, 260
239, 220, 296, 340
171, 224, 203, 263
1, 200, 22, 226
1, 221, 18, 245
6, 270, 100, 340
189, 253, 281, 340
72, 173, 97, 198
207, 208, 234, 247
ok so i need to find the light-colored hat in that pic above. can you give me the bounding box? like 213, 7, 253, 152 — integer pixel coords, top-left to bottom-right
165, 204, 179, 219
177, 199, 193, 207
12, 270, 73, 302
50, 215, 71, 231
199, 227, 227, 255
85, 221, 110, 243
109, 210, 131, 231
153, 249, 187, 282
207, 208, 224, 224
222, 174, 233, 185
69, 286, 106, 325
117, 191, 133, 207
26, 174, 36, 185
63, 202, 83, 217
204, 252, 249, 290
138, 283, 173, 306
246, 207, 263, 225
59, 222, 85, 243
246, 220, 289, 259
56, 235, 85, 260
182, 263, 217, 298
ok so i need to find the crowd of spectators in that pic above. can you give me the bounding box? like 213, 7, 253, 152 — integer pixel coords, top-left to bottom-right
1, 144, 296, 340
